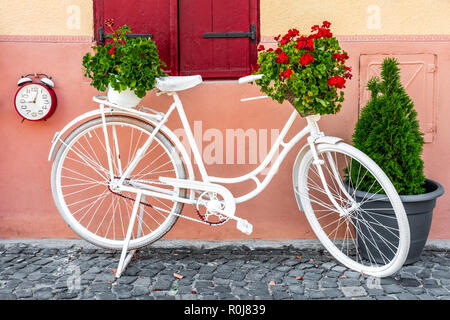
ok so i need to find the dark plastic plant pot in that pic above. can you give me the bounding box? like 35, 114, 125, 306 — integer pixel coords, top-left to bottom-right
349, 179, 444, 265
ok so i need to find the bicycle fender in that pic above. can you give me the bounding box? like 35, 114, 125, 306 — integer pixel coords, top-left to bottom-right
292, 136, 343, 211
47, 108, 196, 193
48, 108, 104, 161
315, 136, 343, 145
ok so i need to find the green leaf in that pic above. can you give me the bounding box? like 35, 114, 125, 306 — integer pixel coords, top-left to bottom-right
317, 98, 327, 107
81, 23, 166, 94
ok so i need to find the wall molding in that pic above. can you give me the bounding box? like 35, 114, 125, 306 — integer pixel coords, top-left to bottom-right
337, 34, 450, 42
0, 35, 94, 43
2, 34, 448, 44
261, 34, 450, 43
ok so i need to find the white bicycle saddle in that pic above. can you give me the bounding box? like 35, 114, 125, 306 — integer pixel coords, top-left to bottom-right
155, 75, 202, 92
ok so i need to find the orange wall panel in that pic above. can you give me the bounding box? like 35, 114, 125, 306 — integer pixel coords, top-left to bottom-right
0, 36, 450, 240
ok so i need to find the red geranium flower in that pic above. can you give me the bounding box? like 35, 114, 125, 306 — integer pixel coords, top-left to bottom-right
279, 68, 293, 80
332, 53, 349, 64
276, 52, 289, 64
250, 64, 260, 73
258, 44, 265, 51
322, 21, 331, 28
287, 28, 300, 38
316, 27, 333, 38
311, 25, 320, 32
299, 52, 314, 66
344, 66, 352, 79
108, 46, 116, 56
280, 34, 292, 45
295, 36, 314, 51
283, 68, 293, 78
328, 75, 346, 89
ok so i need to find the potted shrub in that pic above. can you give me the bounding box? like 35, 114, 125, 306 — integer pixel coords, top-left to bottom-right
350, 57, 444, 264
82, 20, 166, 108
252, 21, 352, 117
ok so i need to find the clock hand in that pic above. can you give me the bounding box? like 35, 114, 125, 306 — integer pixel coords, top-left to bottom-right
32, 92, 39, 103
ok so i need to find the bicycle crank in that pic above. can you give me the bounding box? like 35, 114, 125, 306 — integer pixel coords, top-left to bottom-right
195, 191, 229, 226
159, 177, 253, 235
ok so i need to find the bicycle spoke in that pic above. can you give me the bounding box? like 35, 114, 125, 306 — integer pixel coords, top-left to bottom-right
352, 217, 394, 265
70, 190, 109, 217
64, 146, 108, 180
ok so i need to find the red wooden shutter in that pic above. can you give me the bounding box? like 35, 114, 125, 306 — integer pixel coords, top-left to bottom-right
179, 0, 260, 79
94, 0, 179, 75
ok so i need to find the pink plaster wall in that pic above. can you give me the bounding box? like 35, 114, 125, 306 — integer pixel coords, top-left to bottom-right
0, 36, 449, 240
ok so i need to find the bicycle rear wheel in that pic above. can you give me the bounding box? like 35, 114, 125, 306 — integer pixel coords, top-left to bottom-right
296, 142, 409, 277
51, 115, 186, 250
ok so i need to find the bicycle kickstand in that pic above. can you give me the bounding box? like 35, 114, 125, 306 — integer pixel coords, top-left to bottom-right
115, 192, 145, 278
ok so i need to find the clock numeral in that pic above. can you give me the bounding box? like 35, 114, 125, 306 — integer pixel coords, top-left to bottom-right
42, 94, 48, 99
21, 105, 27, 109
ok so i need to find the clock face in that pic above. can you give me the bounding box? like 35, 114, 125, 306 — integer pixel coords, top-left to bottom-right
14, 83, 56, 121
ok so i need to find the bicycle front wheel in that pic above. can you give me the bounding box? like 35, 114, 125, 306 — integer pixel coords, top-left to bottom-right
296, 142, 409, 277
51, 115, 186, 250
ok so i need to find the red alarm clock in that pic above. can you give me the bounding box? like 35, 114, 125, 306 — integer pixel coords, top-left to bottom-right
14, 74, 57, 121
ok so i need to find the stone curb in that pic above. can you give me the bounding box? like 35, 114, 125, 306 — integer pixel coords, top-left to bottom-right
1, 239, 449, 250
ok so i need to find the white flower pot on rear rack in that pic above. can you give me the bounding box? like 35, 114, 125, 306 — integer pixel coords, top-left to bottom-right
107, 84, 142, 108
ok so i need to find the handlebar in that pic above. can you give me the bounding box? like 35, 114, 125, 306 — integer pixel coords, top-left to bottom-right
238, 74, 263, 84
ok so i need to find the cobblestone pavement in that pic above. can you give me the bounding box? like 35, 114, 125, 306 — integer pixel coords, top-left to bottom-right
0, 241, 449, 300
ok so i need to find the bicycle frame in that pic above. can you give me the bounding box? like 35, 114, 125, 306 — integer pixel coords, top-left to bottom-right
48, 86, 411, 279
97, 91, 324, 206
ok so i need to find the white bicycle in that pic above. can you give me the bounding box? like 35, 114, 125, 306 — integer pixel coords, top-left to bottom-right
49, 74, 410, 278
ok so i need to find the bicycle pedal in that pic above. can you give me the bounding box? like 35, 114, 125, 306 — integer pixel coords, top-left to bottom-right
236, 219, 253, 235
